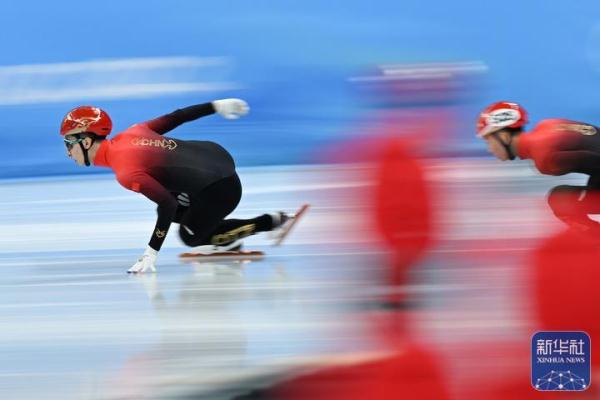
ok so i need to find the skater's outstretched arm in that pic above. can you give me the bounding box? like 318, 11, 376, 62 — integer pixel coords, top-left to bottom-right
141, 103, 216, 135
116, 172, 178, 273
141, 98, 250, 135
117, 172, 178, 250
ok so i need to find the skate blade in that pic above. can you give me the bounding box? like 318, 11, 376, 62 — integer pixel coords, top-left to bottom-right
273, 203, 310, 246
179, 250, 265, 260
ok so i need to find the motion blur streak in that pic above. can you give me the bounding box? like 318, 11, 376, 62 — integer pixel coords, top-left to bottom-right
0, 57, 238, 105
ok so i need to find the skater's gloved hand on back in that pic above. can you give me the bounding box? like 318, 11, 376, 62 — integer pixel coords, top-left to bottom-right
128, 246, 158, 274
212, 98, 249, 120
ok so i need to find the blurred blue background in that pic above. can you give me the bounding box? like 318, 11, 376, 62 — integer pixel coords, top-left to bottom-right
1, 0, 600, 178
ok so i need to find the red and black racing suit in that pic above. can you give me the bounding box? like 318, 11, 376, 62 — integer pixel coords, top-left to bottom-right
517, 118, 600, 231
93, 103, 274, 250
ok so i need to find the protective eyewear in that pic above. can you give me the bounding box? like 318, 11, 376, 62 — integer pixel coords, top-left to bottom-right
64, 136, 84, 150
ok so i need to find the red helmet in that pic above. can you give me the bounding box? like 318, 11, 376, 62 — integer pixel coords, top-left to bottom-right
60, 106, 112, 137
476, 101, 528, 137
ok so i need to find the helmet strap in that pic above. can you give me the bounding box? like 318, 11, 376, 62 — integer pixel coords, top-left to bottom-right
78, 137, 95, 167
503, 140, 516, 161
492, 131, 516, 160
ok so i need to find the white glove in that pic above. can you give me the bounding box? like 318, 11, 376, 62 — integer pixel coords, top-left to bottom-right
212, 98, 250, 120
128, 246, 158, 274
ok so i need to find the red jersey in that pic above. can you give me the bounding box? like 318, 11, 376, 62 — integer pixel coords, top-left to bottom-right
93, 124, 234, 195
517, 118, 600, 176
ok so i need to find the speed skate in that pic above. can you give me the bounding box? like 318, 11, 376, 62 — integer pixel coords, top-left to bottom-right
179, 249, 266, 260
178, 204, 310, 259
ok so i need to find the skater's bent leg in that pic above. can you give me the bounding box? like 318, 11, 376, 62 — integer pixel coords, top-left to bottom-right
578, 176, 600, 215
176, 173, 283, 247
181, 214, 277, 247
547, 185, 598, 229
177, 181, 239, 246
196, 215, 275, 246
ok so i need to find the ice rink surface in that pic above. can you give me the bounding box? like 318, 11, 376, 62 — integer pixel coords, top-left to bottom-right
0, 160, 589, 399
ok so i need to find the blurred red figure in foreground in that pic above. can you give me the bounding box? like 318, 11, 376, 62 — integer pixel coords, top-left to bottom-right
373, 136, 432, 303
282, 63, 465, 400
324, 63, 464, 298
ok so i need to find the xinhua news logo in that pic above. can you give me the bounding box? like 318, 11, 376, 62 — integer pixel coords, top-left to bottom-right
531, 331, 591, 391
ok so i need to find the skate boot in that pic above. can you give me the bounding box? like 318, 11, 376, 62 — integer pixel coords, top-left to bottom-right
270, 204, 310, 246
271, 211, 292, 229
269, 212, 292, 238
188, 239, 244, 254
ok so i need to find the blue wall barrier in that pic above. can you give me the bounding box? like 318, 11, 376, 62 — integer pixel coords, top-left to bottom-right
1, 1, 600, 178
